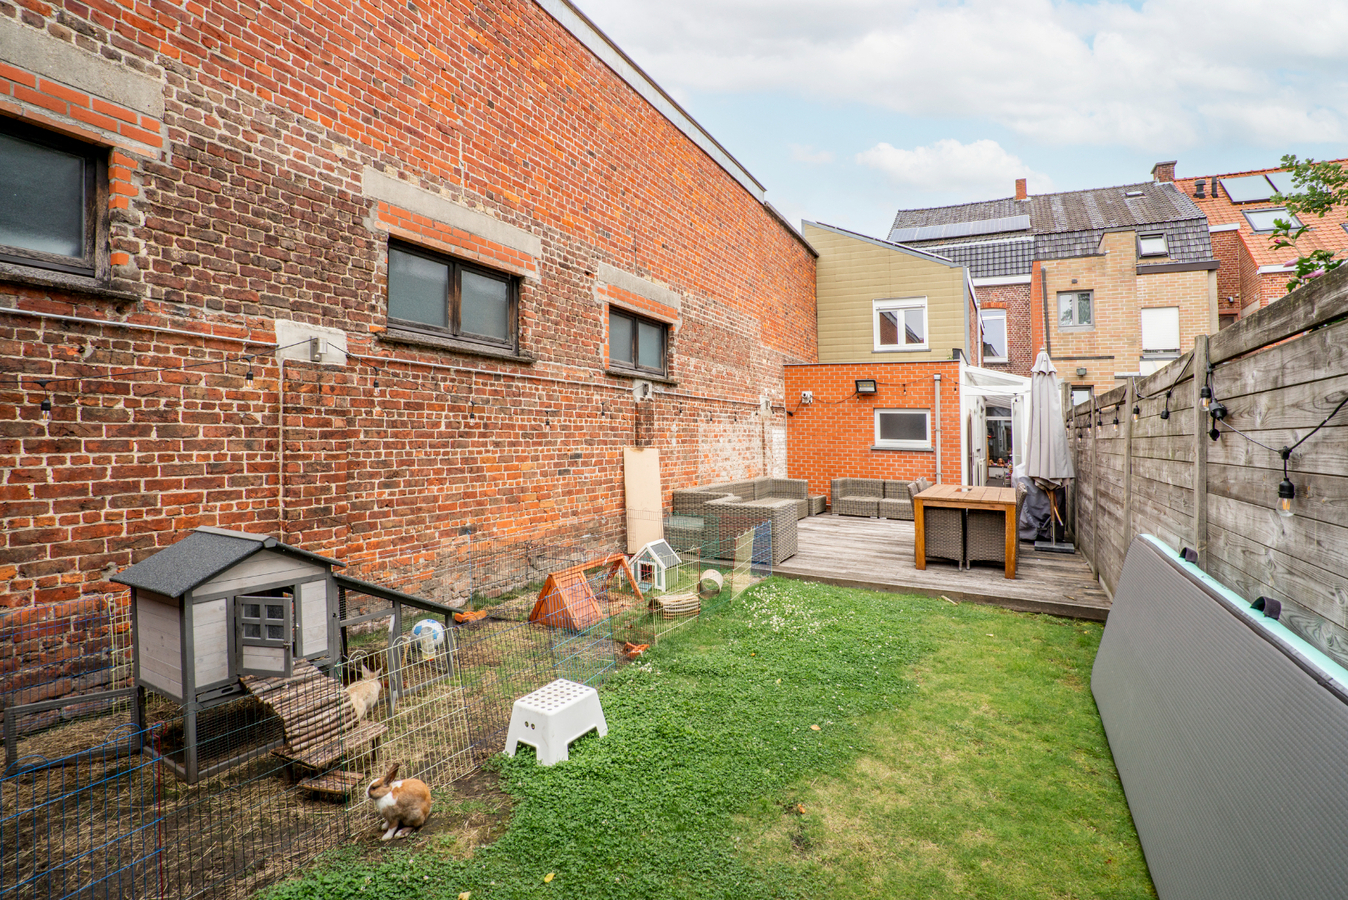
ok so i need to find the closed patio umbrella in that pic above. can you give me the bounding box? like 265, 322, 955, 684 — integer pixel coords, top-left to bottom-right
1022, 350, 1075, 549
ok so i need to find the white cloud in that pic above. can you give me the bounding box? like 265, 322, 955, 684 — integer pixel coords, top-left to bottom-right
789, 144, 835, 164
856, 139, 1052, 197
576, 0, 1348, 150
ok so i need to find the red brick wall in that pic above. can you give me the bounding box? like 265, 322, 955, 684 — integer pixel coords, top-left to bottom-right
784, 361, 962, 501
0, 0, 817, 611
1211, 230, 1242, 308
974, 282, 1034, 377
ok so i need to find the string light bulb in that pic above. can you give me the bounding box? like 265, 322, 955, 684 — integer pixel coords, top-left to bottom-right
1095, 415, 1103, 437
1132, 404, 1140, 423
40, 396, 52, 424
1160, 390, 1171, 420
1200, 383, 1211, 411
1112, 412, 1119, 435
1277, 447, 1295, 519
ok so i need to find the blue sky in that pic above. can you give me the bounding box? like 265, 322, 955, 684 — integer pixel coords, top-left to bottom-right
576, 0, 1348, 238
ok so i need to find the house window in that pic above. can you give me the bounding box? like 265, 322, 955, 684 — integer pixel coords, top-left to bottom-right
874, 409, 931, 450
979, 309, 1008, 362
609, 308, 667, 377
387, 241, 517, 349
1070, 385, 1094, 409
1137, 233, 1168, 257
874, 297, 928, 351
1140, 306, 1180, 374
1058, 291, 1093, 328
0, 117, 103, 276
1243, 208, 1301, 234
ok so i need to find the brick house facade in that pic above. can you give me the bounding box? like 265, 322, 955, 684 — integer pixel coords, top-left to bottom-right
1173, 160, 1348, 323
791, 222, 979, 498
890, 167, 1218, 398
0, 0, 817, 611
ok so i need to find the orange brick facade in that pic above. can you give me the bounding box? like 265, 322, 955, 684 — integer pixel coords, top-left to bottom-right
784, 361, 961, 501
0, 0, 817, 610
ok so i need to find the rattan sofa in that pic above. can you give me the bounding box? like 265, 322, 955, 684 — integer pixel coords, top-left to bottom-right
668, 478, 805, 564
831, 478, 914, 520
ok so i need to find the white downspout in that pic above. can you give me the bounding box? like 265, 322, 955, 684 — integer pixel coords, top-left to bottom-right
934, 372, 943, 484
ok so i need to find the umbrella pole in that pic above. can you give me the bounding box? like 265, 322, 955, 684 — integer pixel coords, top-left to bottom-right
1034, 487, 1076, 554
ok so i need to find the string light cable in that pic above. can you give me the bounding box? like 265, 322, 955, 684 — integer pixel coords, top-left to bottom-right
1207, 372, 1348, 518
1137, 352, 1194, 421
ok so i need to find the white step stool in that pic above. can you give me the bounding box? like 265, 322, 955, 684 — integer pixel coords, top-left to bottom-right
504, 678, 608, 765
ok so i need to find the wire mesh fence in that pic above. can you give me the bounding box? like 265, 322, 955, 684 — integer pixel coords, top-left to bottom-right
1, 521, 773, 899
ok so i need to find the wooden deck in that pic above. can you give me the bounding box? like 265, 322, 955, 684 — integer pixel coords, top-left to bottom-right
775, 515, 1111, 620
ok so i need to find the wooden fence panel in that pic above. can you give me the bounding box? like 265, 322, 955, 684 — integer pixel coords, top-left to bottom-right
1068, 265, 1348, 668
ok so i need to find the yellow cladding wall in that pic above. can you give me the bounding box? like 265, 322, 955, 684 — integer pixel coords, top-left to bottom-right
1043, 231, 1215, 393
805, 222, 969, 364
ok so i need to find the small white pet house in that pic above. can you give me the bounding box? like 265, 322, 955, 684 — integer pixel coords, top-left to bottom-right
632, 539, 681, 592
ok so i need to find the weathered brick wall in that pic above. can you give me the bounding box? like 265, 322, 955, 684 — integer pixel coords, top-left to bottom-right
974, 282, 1033, 377
0, 0, 817, 613
784, 361, 962, 501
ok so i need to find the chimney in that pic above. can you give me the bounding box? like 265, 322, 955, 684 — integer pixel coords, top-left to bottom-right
1015, 178, 1027, 201
1151, 160, 1177, 183
1194, 179, 1206, 199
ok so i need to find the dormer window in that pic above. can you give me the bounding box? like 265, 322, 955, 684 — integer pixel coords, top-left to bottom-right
1138, 233, 1168, 257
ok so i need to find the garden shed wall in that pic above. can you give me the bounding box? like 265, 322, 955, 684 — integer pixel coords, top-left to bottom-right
0, 0, 818, 618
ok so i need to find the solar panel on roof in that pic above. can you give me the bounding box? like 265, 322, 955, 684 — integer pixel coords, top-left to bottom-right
890, 214, 1029, 243
1265, 171, 1297, 196
1219, 175, 1274, 203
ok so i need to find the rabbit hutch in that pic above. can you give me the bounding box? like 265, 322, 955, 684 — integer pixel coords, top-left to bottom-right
112, 527, 457, 785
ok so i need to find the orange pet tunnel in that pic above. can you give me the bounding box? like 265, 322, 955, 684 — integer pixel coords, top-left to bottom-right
530, 553, 644, 631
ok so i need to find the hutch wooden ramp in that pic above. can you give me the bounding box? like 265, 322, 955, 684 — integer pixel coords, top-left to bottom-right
241, 658, 387, 798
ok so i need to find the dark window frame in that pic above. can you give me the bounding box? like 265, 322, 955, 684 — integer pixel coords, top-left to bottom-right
0, 116, 107, 278
386, 240, 519, 352
1243, 207, 1301, 234
1057, 290, 1094, 328
608, 306, 668, 378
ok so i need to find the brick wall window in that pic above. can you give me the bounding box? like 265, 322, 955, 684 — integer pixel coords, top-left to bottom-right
0, 117, 104, 277
387, 241, 517, 350
979, 309, 1008, 362
874, 408, 931, 450
874, 297, 928, 351
1058, 290, 1093, 328
1140, 306, 1180, 375
609, 307, 667, 377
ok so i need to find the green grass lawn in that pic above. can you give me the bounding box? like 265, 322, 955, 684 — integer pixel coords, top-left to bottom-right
263, 578, 1155, 900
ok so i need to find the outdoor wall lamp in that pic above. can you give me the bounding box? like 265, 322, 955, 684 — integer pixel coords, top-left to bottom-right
1076, 367, 1088, 377
855, 379, 878, 395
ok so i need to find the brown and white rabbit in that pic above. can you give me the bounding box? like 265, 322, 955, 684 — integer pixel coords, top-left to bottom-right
345, 664, 382, 721
367, 763, 433, 840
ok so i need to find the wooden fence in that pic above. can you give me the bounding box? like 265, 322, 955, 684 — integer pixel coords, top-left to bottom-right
1068, 263, 1348, 669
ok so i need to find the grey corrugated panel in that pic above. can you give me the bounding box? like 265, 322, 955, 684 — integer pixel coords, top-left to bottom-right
1092, 535, 1348, 900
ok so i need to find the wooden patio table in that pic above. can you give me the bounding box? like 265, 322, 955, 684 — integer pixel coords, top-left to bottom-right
914, 484, 1018, 579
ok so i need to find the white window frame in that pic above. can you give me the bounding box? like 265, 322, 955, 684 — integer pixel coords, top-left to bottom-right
873, 297, 929, 352
1137, 233, 1168, 257
874, 408, 932, 450
979, 309, 1008, 363
1057, 290, 1094, 329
